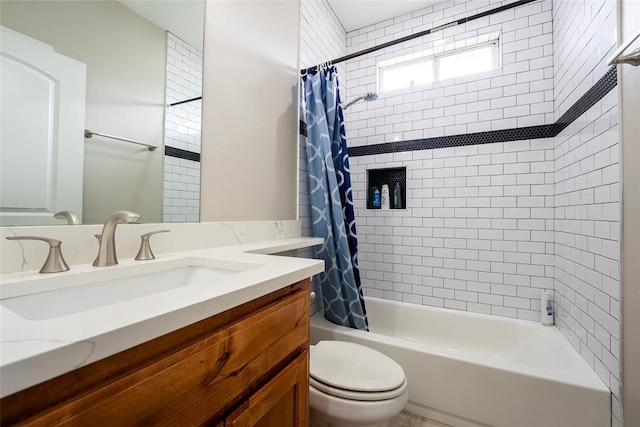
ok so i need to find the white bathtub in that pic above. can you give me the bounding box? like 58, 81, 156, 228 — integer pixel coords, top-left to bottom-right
310, 297, 610, 427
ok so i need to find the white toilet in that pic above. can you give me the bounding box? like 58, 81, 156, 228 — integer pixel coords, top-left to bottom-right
309, 340, 409, 427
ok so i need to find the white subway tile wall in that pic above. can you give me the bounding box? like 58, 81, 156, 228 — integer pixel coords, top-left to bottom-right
342, 1, 558, 320
163, 156, 201, 223
163, 33, 203, 223
299, 0, 347, 314
553, 0, 620, 425
350, 139, 555, 321
553, 0, 617, 119
298, 3, 622, 423
300, 0, 347, 78
344, 0, 554, 146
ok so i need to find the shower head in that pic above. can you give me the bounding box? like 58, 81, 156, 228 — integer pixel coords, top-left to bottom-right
344, 92, 379, 110
362, 92, 379, 101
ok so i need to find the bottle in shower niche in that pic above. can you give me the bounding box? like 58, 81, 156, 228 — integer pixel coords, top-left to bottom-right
371, 186, 381, 208
393, 182, 403, 209
541, 291, 553, 325
381, 184, 390, 209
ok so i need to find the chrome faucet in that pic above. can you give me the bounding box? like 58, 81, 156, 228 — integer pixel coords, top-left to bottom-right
54, 210, 80, 225
93, 211, 141, 267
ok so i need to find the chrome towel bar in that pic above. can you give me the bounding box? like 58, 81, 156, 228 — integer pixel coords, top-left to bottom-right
84, 129, 158, 151
607, 27, 640, 66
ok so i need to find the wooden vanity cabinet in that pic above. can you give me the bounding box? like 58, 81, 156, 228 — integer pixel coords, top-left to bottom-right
0, 279, 311, 426
226, 351, 308, 426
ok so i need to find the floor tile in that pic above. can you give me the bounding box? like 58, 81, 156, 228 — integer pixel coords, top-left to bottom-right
389, 411, 452, 427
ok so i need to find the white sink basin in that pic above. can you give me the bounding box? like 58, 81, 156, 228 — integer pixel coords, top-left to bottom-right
1, 258, 259, 320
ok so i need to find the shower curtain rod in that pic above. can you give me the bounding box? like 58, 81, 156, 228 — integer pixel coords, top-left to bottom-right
169, 96, 202, 107
301, 0, 537, 73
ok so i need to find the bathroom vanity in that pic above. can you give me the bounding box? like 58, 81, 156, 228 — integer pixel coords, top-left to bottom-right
2, 279, 310, 426
0, 238, 323, 426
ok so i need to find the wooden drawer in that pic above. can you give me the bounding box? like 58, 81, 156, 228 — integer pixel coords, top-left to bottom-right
227, 351, 308, 427
6, 281, 309, 426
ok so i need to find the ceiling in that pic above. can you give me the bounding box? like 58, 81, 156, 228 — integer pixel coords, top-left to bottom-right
119, 0, 205, 49
119, 0, 444, 50
327, 0, 445, 32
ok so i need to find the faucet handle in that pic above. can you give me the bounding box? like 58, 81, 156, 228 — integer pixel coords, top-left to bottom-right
135, 230, 170, 261
5, 236, 70, 274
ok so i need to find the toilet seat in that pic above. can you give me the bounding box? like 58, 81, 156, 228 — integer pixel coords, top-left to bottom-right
310, 376, 407, 401
310, 341, 407, 401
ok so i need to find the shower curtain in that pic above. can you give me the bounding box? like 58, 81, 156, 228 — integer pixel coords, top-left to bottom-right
301, 66, 368, 330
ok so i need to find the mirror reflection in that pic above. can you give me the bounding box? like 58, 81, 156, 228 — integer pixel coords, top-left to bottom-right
0, 0, 204, 226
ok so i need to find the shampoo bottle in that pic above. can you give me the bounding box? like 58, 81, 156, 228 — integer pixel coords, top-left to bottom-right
393, 182, 403, 209
372, 187, 381, 208
541, 291, 553, 325
381, 184, 390, 209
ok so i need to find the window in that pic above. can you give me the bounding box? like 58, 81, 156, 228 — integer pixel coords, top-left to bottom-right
378, 32, 500, 92
380, 59, 434, 92
439, 44, 496, 80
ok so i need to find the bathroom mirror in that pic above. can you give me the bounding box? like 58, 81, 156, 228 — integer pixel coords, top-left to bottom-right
0, 0, 205, 226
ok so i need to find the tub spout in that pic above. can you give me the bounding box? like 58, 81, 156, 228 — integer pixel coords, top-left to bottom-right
93, 210, 141, 267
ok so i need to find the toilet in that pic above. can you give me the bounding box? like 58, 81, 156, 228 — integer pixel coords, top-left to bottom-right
309, 340, 409, 427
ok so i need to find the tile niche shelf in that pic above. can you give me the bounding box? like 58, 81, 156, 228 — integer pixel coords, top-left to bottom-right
367, 167, 406, 210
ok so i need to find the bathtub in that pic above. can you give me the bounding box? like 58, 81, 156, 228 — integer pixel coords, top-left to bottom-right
310, 297, 610, 427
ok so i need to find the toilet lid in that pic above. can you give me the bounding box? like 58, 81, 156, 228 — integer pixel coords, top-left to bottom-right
310, 341, 406, 393
309, 376, 408, 401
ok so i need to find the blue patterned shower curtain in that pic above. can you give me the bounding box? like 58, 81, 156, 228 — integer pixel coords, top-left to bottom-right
301, 66, 368, 330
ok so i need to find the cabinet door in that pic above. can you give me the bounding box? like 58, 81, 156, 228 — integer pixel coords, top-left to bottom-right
226, 351, 308, 427
10, 288, 309, 426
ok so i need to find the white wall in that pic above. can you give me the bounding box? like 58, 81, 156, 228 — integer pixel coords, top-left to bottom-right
345, 0, 554, 145
165, 33, 203, 156
552, 0, 621, 425
344, 0, 555, 321
336, 1, 623, 422
163, 33, 202, 223
200, 0, 299, 221
299, 0, 348, 75
163, 156, 200, 223
299, 0, 348, 239
0, 1, 166, 225
298, 0, 348, 315
620, 1, 640, 424
0, 221, 302, 274
351, 140, 555, 320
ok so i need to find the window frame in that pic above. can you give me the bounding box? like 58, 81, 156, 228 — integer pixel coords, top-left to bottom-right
378, 36, 501, 93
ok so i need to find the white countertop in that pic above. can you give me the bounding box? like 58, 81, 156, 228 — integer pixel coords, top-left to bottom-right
0, 237, 324, 398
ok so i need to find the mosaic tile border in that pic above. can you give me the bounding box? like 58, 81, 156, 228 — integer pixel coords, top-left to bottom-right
349, 124, 556, 157
165, 146, 200, 162
554, 66, 617, 133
